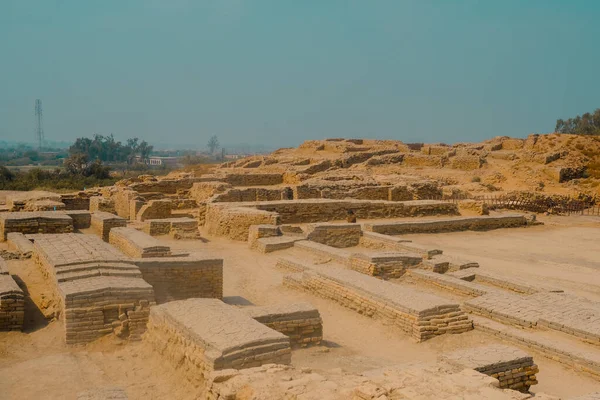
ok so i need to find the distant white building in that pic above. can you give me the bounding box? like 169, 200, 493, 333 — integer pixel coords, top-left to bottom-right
134, 156, 179, 167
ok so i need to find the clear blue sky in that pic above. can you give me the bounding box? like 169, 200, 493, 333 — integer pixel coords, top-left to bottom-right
1, 1, 599, 149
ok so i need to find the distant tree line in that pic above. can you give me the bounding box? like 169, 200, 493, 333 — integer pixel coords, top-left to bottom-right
69, 134, 153, 164
556, 108, 600, 136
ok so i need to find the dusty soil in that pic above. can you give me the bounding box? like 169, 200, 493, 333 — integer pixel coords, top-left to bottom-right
1, 218, 600, 399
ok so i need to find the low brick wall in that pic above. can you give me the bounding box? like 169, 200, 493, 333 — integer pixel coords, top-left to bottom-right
304, 223, 362, 248
109, 227, 171, 258
0, 211, 73, 241
134, 256, 223, 304
0, 274, 25, 331
6, 232, 34, 258
442, 345, 538, 392
32, 233, 155, 344
283, 263, 472, 341
364, 214, 527, 235
64, 210, 91, 229
242, 302, 323, 347
136, 199, 172, 221
91, 212, 127, 242
205, 206, 280, 241
349, 252, 422, 278
143, 217, 198, 237
144, 299, 291, 386
89, 196, 116, 214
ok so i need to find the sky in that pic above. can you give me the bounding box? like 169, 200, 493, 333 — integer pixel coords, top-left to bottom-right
1, 0, 599, 149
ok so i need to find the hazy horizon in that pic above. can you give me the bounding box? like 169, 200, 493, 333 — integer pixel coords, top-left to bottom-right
1, 1, 599, 148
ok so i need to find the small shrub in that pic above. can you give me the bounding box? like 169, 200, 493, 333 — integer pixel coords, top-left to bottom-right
471, 176, 481, 183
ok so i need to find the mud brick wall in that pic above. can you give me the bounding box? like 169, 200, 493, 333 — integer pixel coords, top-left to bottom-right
0, 212, 74, 241
91, 212, 127, 242
64, 210, 91, 229
403, 153, 445, 167
211, 187, 287, 203
89, 196, 116, 214
62, 286, 154, 345
349, 253, 422, 279
458, 200, 489, 215
60, 194, 91, 211
364, 214, 527, 235
144, 299, 291, 387
113, 189, 141, 219
0, 275, 25, 331
283, 267, 472, 341
190, 181, 232, 202
251, 199, 459, 224
442, 345, 538, 393
136, 199, 172, 221
128, 177, 202, 194
143, 218, 198, 236
135, 257, 223, 303
247, 224, 281, 249
6, 232, 34, 257
205, 205, 280, 241
449, 155, 483, 170
421, 145, 451, 155
223, 172, 284, 186
109, 227, 171, 258
304, 223, 362, 248
243, 303, 323, 347
408, 270, 489, 296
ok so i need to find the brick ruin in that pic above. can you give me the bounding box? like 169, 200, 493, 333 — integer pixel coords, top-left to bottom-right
2, 139, 600, 398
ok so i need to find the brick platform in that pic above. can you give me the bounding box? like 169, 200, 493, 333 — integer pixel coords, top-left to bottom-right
91, 212, 127, 242
242, 302, 323, 347
145, 299, 291, 385
109, 227, 171, 258
442, 344, 538, 392
0, 211, 73, 241
282, 260, 472, 341
32, 233, 155, 344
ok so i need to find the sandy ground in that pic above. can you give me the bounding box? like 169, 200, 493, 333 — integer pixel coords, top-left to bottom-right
1, 218, 600, 398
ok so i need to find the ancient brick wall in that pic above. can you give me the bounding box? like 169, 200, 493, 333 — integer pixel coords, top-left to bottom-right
304, 223, 362, 248
0, 274, 24, 331
135, 257, 223, 303
364, 215, 526, 235
283, 267, 472, 341
205, 205, 280, 241
90, 212, 127, 242
242, 303, 323, 347
0, 212, 74, 241
89, 196, 116, 214
136, 199, 172, 221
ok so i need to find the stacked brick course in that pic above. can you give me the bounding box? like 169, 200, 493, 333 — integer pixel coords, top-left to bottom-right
281, 260, 472, 341
91, 212, 127, 242
32, 233, 155, 344
349, 252, 422, 278
109, 227, 171, 258
143, 217, 198, 236
135, 199, 172, 221
442, 345, 538, 392
144, 299, 291, 386
6, 232, 34, 258
134, 256, 223, 304
0, 265, 24, 331
304, 223, 362, 248
363, 214, 527, 235
89, 197, 116, 214
0, 211, 73, 241
64, 210, 92, 229
242, 302, 323, 347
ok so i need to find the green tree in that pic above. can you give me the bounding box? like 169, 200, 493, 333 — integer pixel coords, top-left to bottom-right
207, 135, 220, 154
555, 108, 600, 135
